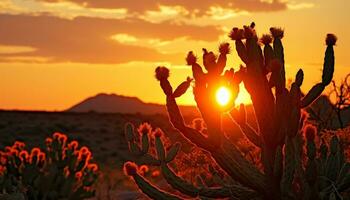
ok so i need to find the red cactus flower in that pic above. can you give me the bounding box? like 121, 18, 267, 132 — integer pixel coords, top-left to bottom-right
53, 132, 62, 140
19, 150, 29, 161
31, 148, 41, 156
68, 141, 79, 150
58, 134, 68, 145
78, 149, 91, 164
139, 165, 149, 174
10, 149, 19, 157
45, 137, 53, 146
270, 27, 284, 39
38, 152, 46, 162
326, 34, 337, 46
154, 128, 163, 138
151, 170, 160, 177
137, 123, 152, 135
124, 161, 138, 176
155, 66, 170, 81
219, 43, 230, 54
87, 163, 99, 172
260, 34, 273, 45
73, 150, 80, 157
186, 51, 197, 65
79, 146, 89, 155
13, 141, 25, 150
5, 146, 12, 152
229, 27, 244, 40
304, 125, 316, 141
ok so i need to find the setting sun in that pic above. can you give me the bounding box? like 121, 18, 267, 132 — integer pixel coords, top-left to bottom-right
216, 86, 232, 106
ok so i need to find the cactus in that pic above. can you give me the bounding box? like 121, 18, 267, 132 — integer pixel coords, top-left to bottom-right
0, 133, 99, 199
123, 23, 341, 200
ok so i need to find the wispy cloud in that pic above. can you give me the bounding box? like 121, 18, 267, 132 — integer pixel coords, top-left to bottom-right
0, 0, 128, 20
0, 45, 36, 54
287, 2, 314, 10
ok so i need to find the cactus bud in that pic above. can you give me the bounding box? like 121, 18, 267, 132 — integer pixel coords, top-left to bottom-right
154, 128, 163, 138
219, 43, 230, 54
326, 34, 337, 46
124, 161, 138, 176
137, 123, 152, 136
155, 66, 170, 81
270, 27, 284, 39
260, 34, 273, 45
186, 51, 197, 65
229, 27, 244, 40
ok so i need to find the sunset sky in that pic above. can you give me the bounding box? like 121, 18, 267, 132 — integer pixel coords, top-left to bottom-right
0, 0, 349, 111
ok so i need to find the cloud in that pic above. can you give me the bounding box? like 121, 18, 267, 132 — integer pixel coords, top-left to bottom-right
111, 34, 218, 54
0, 45, 37, 54
0, 14, 222, 64
38, 0, 288, 13
287, 2, 314, 10
0, 0, 129, 20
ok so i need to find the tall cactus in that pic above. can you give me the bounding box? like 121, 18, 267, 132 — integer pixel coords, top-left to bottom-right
123, 23, 342, 200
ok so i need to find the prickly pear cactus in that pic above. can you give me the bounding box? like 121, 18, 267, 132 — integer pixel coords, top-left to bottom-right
123, 23, 341, 200
0, 132, 99, 199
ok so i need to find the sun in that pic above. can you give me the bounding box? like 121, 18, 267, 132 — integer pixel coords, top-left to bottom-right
216, 86, 232, 106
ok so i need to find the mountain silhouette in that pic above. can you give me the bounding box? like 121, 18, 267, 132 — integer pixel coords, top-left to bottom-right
66, 93, 198, 115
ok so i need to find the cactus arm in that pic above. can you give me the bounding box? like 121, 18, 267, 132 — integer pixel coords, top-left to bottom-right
211, 139, 267, 194
131, 173, 181, 200
272, 35, 286, 92
160, 163, 199, 197
160, 162, 260, 199
238, 124, 262, 147
199, 185, 261, 199
166, 95, 212, 150
235, 40, 248, 64
229, 104, 262, 147
300, 83, 325, 108
300, 34, 336, 108
216, 43, 230, 75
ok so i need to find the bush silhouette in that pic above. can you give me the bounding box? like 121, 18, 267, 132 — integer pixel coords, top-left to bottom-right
0, 132, 99, 199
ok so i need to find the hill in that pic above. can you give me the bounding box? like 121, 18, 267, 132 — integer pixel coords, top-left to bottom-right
66, 93, 199, 115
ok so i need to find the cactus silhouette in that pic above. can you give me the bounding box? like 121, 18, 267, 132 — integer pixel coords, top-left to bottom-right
0, 132, 99, 199
123, 23, 342, 200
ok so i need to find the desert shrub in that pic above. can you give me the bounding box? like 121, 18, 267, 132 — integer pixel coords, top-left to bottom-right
0, 132, 99, 199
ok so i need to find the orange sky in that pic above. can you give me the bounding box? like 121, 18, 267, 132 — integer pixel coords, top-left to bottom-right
0, 0, 349, 111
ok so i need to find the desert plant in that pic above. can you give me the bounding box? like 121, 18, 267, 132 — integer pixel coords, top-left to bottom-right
0, 132, 99, 199
329, 73, 350, 128
123, 22, 341, 200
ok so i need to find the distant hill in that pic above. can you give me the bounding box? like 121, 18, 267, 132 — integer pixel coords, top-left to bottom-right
66, 93, 199, 115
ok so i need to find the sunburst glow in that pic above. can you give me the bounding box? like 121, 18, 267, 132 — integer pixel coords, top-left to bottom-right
216, 86, 231, 106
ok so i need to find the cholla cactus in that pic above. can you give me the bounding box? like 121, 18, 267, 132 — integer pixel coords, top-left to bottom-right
0, 132, 99, 199
123, 23, 341, 200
